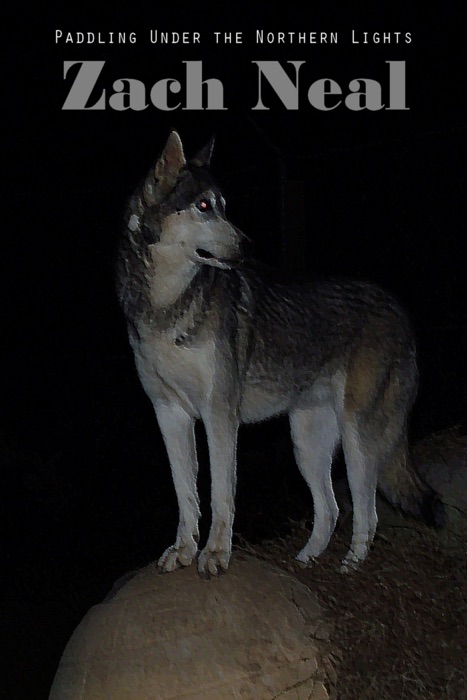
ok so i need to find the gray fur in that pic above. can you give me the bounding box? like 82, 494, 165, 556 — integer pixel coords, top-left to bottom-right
116, 131, 432, 576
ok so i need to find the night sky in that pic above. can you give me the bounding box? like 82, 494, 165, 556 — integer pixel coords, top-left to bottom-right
3, 5, 466, 697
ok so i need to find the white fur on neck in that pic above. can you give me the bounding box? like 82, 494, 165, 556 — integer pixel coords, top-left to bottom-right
148, 242, 199, 309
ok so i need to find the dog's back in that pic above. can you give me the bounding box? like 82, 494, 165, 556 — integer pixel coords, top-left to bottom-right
236, 271, 416, 421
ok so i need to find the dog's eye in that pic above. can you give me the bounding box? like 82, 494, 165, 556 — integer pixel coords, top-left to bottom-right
197, 199, 212, 212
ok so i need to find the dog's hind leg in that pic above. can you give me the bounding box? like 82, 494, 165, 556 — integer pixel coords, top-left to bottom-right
340, 416, 379, 573
155, 402, 201, 572
290, 406, 340, 565
340, 344, 417, 572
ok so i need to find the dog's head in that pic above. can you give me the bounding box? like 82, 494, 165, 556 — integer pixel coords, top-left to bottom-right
126, 131, 246, 270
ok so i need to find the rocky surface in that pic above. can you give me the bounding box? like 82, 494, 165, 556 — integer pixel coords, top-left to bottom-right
49, 554, 332, 699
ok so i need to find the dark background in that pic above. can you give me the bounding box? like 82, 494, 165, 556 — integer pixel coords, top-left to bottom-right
2, 5, 466, 698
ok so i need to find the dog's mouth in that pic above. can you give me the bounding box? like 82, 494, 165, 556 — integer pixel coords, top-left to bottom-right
195, 248, 243, 270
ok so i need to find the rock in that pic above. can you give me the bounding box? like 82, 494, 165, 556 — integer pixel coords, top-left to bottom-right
311, 682, 330, 699
413, 427, 467, 539
49, 553, 332, 699
334, 427, 467, 541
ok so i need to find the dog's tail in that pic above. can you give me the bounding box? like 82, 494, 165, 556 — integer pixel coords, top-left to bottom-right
377, 440, 445, 527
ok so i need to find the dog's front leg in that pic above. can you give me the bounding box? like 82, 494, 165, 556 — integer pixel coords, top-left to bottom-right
198, 405, 239, 576
155, 402, 201, 572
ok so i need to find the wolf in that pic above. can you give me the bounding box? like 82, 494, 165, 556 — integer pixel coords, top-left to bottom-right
116, 131, 440, 576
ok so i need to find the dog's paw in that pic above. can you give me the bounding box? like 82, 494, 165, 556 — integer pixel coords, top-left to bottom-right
339, 539, 370, 574
158, 541, 198, 573
295, 548, 318, 568
197, 547, 231, 577
339, 551, 362, 574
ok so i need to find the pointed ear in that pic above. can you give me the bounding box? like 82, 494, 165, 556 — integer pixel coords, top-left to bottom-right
155, 130, 186, 180
144, 131, 186, 205
191, 134, 215, 167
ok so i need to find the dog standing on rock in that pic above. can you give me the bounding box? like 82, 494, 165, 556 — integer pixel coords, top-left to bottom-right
116, 131, 441, 576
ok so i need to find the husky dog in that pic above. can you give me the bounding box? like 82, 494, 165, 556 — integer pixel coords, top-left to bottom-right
116, 131, 439, 576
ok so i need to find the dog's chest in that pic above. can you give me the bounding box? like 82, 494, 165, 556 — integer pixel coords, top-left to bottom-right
135, 327, 216, 415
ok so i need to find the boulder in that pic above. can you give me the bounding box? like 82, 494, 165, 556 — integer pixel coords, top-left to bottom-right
49, 553, 331, 699
413, 427, 467, 539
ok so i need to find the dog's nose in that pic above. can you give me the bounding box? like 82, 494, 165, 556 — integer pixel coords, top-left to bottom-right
233, 226, 253, 258
234, 226, 252, 245
243, 239, 254, 259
